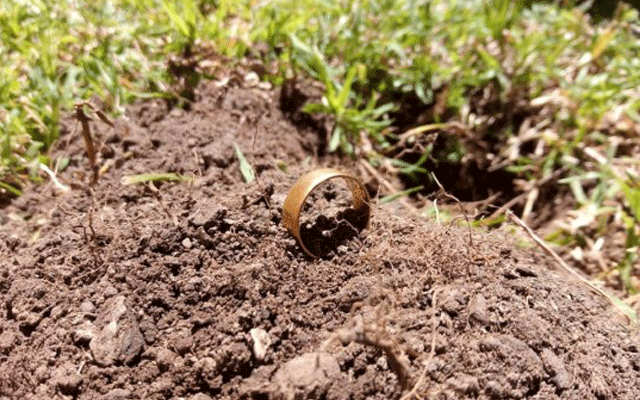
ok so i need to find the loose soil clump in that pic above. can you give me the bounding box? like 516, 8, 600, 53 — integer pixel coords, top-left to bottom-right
1, 81, 639, 400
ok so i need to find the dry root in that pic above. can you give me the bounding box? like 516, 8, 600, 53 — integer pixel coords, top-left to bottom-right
322, 314, 413, 391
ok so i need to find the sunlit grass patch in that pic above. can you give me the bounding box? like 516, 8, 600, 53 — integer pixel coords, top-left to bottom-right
0, 0, 252, 193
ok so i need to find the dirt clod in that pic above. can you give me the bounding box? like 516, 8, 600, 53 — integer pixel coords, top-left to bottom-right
51, 363, 83, 395
274, 352, 342, 399
103, 388, 132, 400
0, 329, 14, 350
6, 278, 63, 334
540, 348, 572, 392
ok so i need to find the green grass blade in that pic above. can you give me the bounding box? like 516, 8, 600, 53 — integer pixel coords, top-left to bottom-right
121, 173, 193, 185
380, 185, 424, 204
328, 126, 342, 152
162, 0, 191, 39
233, 143, 255, 183
621, 182, 640, 224
0, 181, 23, 197
605, 291, 638, 324
336, 64, 358, 113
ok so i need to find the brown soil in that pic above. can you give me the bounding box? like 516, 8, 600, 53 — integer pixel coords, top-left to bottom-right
1, 81, 639, 400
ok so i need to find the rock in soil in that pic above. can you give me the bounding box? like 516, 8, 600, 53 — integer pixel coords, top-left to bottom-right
90, 295, 144, 366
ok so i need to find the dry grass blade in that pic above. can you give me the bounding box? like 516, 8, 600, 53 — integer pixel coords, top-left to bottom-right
146, 182, 179, 226
94, 108, 114, 128
74, 101, 117, 185
432, 172, 474, 249
506, 210, 637, 325
400, 289, 439, 400
75, 103, 97, 183
39, 163, 69, 193
323, 315, 413, 392
359, 159, 420, 217
489, 166, 568, 219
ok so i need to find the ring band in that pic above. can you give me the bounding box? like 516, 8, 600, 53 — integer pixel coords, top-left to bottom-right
282, 168, 370, 257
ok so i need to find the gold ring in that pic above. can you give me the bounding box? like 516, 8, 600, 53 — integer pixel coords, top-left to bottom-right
282, 168, 370, 257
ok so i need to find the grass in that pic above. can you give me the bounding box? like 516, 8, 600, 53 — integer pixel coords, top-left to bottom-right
120, 172, 193, 185
1, 0, 640, 295
0, 0, 251, 191
249, 0, 640, 294
233, 142, 256, 183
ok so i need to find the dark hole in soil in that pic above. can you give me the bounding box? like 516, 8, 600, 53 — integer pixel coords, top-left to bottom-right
327, 68, 560, 219
393, 139, 518, 205
411, 161, 517, 202
300, 207, 368, 258
5, 303, 14, 321
379, 87, 538, 216
279, 79, 329, 155
18, 317, 43, 337
150, 298, 171, 311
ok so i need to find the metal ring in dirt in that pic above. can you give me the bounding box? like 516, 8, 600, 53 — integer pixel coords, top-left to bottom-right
282, 168, 370, 258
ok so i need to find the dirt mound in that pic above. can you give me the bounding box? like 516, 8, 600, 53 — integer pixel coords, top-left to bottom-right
1, 82, 639, 400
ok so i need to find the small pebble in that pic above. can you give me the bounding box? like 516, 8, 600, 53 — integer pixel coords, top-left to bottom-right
244, 72, 259, 87
90, 296, 144, 366
191, 394, 213, 400
182, 238, 192, 249
156, 347, 177, 372
173, 335, 193, 356
274, 352, 341, 396
80, 301, 96, 314
257, 81, 273, 90
250, 328, 271, 361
